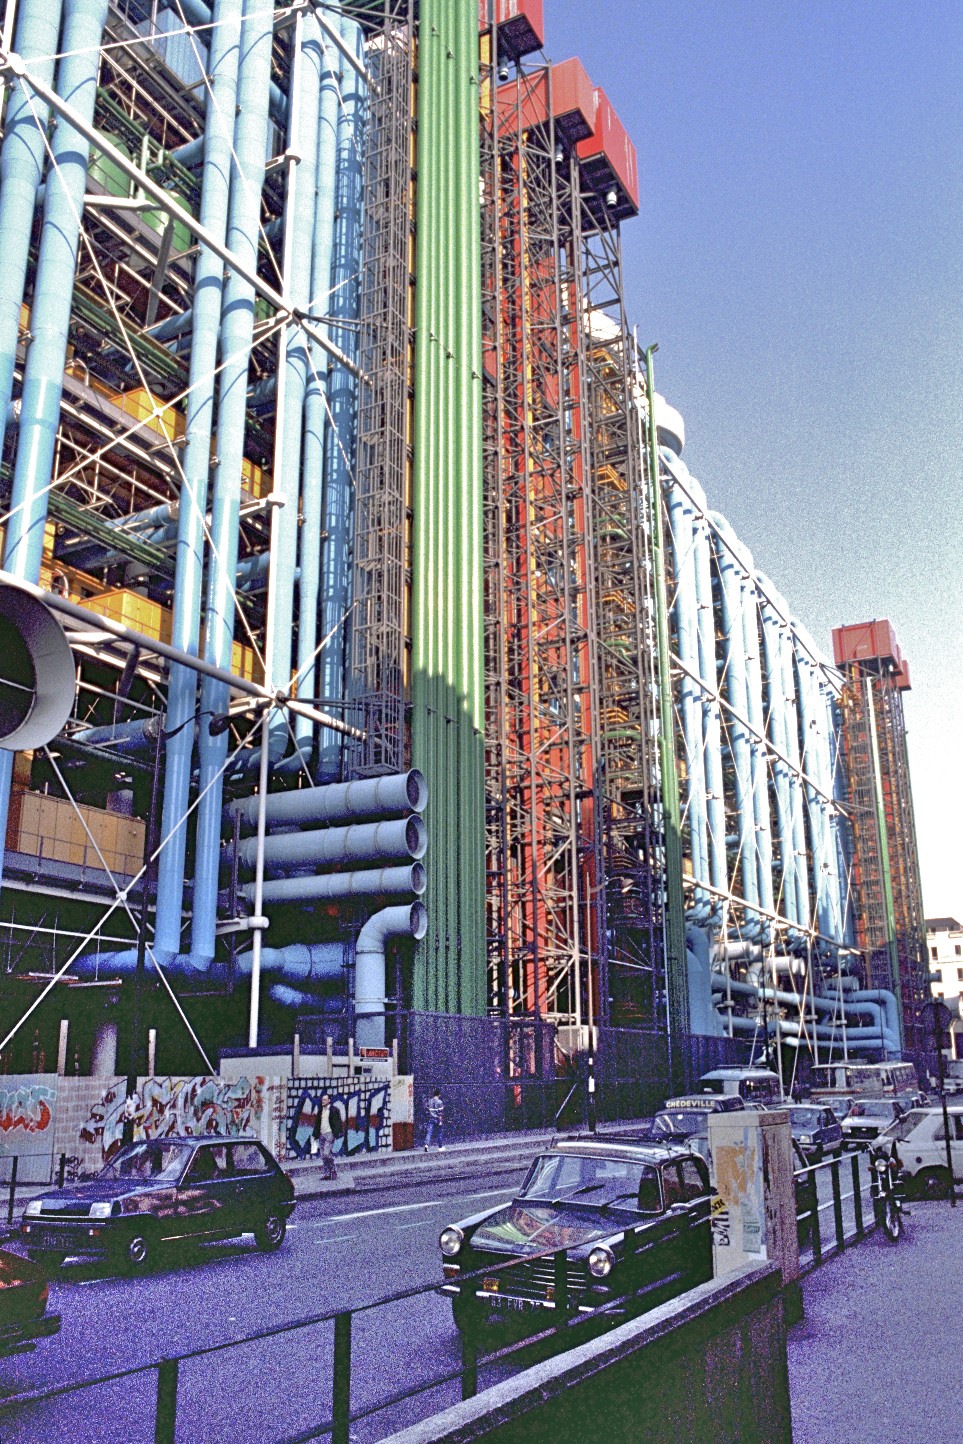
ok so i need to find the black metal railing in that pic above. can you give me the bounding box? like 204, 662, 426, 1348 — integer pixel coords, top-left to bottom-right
0, 1223, 706, 1444
793, 1148, 877, 1269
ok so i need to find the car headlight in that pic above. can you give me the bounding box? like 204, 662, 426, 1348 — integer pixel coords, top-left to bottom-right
89, 1202, 114, 1219
24, 1200, 42, 1218
588, 1246, 614, 1279
439, 1226, 464, 1257
800, 1135, 812, 1144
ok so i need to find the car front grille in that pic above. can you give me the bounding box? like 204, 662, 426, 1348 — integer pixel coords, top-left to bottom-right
472, 1253, 588, 1304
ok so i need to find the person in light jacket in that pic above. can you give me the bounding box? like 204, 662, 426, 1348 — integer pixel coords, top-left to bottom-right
425, 1089, 445, 1151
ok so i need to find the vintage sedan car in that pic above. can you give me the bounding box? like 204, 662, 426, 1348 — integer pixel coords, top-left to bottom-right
0, 1248, 60, 1356
787, 1105, 844, 1161
438, 1137, 712, 1334
21, 1136, 295, 1271
841, 1098, 904, 1150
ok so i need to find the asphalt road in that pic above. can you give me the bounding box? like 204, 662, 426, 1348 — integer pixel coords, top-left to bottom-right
0, 1166, 537, 1444
0, 1149, 878, 1443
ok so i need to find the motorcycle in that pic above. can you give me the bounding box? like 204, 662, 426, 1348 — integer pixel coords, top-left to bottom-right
869, 1139, 906, 1242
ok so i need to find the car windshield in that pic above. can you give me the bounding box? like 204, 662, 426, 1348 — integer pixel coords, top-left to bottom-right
854, 1101, 896, 1118
97, 1141, 191, 1183
788, 1108, 823, 1128
522, 1153, 663, 1213
653, 1109, 708, 1136
882, 1109, 928, 1142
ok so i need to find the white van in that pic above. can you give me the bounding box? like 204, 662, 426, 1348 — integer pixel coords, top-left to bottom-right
696, 1066, 783, 1106
881, 1106, 963, 1200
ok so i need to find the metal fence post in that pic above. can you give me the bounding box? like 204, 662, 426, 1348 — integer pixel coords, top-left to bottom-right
332, 1311, 352, 1444
460, 1332, 478, 1400
809, 1171, 822, 1265
553, 1248, 569, 1328
6, 1156, 17, 1226
154, 1358, 179, 1444
851, 1152, 864, 1237
830, 1158, 845, 1250
57, 1153, 67, 1189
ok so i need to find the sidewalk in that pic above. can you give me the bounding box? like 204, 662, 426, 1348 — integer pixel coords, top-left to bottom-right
289, 1118, 651, 1199
787, 1199, 963, 1442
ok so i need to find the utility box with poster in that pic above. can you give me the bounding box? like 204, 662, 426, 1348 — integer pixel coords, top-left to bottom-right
707, 1107, 799, 1290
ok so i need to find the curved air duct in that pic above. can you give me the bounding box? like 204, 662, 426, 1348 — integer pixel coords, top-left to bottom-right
228, 769, 427, 831
230, 814, 427, 871
710, 974, 901, 1055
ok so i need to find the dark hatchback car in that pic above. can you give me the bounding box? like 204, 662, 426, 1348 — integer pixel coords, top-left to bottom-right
21, 1136, 295, 1271
787, 1105, 844, 1162
439, 1137, 712, 1334
0, 1249, 60, 1355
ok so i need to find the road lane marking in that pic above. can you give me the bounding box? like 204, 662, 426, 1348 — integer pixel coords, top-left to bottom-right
314, 1233, 359, 1247
311, 1187, 515, 1225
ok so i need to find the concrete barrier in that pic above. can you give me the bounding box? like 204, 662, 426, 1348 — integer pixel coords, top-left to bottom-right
381, 1263, 791, 1444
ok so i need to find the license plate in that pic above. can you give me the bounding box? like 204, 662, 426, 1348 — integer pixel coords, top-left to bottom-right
487, 1294, 537, 1313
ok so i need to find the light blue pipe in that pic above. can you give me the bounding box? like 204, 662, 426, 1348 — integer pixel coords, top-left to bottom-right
777, 609, 811, 930
153, 0, 243, 961
735, 539, 774, 926
316, 15, 365, 780
0, 0, 106, 890
4, 0, 107, 584
235, 942, 347, 984
710, 974, 900, 1053
690, 482, 726, 907
171, 0, 288, 128
708, 513, 759, 931
266, 11, 324, 763
0, 0, 66, 425
665, 459, 709, 920
73, 717, 163, 754
190, 0, 274, 961
756, 574, 798, 933
295, 4, 341, 752
355, 902, 427, 1047
793, 640, 833, 939
820, 678, 845, 940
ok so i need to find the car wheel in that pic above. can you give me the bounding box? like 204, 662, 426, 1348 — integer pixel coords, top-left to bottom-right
915, 1167, 951, 1202
253, 1211, 286, 1252
119, 1226, 155, 1272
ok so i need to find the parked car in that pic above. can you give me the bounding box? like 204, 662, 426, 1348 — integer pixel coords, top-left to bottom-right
787, 1105, 844, 1162
0, 1249, 60, 1356
841, 1098, 904, 1149
822, 1095, 856, 1124
438, 1136, 712, 1334
695, 1067, 783, 1106
879, 1105, 963, 1200
21, 1136, 295, 1271
650, 1094, 745, 1141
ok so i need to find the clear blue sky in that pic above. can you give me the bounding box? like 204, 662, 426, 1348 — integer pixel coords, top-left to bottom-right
545, 0, 963, 921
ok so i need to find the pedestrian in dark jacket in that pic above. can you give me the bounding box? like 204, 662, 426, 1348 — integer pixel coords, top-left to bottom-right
312, 1094, 338, 1179
425, 1089, 445, 1151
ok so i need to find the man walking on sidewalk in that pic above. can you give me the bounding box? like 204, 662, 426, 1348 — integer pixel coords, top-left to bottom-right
312, 1093, 338, 1180
425, 1089, 445, 1151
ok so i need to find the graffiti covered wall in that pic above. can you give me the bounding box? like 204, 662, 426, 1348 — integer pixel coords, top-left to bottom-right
0, 1075, 58, 1182
287, 1077, 391, 1160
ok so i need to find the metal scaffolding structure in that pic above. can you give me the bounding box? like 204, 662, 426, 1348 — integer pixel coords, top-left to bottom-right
349, 3, 414, 778
480, 55, 662, 1038
835, 639, 930, 1056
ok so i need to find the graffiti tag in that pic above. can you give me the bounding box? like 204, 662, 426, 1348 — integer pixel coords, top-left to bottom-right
0, 1084, 56, 1135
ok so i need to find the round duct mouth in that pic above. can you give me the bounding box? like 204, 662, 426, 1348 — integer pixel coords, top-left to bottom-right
409, 901, 428, 941
405, 768, 428, 813
0, 583, 75, 750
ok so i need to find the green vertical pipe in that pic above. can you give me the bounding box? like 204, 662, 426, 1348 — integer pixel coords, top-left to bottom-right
865, 675, 904, 1047
643, 345, 689, 1039
411, 0, 486, 1014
